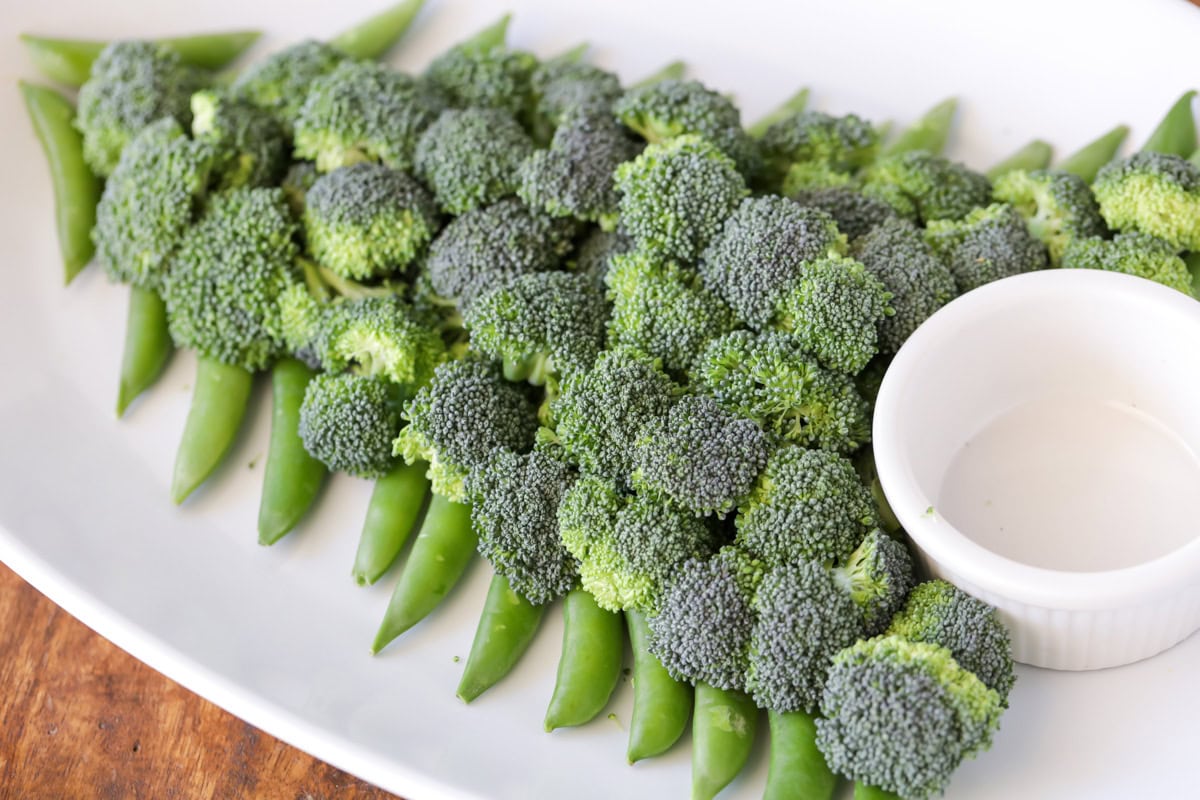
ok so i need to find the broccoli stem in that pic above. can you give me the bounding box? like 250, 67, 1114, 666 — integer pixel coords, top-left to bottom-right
544, 588, 625, 730
1057, 125, 1129, 183
854, 784, 903, 800
747, 88, 811, 139
329, 0, 425, 61
457, 571, 547, 703
117, 286, 173, 417
170, 357, 254, 504
986, 139, 1053, 181
626, 609, 693, 763
352, 459, 429, 584
257, 358, 327, 545
630, 60, 686, 89
1140, 90, 1197, 157
691, 683, 759, 800
885, 97, 956, 156
764, 710, 838, 800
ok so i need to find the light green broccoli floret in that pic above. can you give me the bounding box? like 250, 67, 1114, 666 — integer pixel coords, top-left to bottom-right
230, 40, 348, 133
190, 90, 287, 190
298, 372, 401, 479
833, 529, 915, 636
1092, 152, 1200, 251
423, 25, 537, 114
316, 296, 446, 391
1060, 232, 1194, 295
991, 168, 1105, 264
414, 107, 536, 214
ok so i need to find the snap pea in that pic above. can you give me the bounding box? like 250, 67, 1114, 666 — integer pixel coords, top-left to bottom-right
987, 139, 1053, 181
1057, 124, 1129, 183
171, 357, 254, 505
352, 459, 429, 584
631, 60, 687, 89
747, 88, 811, 139
1140, 90, 1197, 157
885, 97, 957, 157
116, 286, 174, 417
330, 0, 426, 61
457, 571, 546, 703
19, 81, 100, 285
371, 494, 476, 653
626, 609, 692, 763
763, 710, 838, 800
257, 358, 327, 545
544, 589, 624, 731
691, 683, 759, 800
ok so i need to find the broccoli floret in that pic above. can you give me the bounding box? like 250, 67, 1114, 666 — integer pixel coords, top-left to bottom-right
759, 111, 879, 190
862, 151, 992, 223
465, 448, 579, 605
298, 372, 401, 479
282, 161, 320, 216
736, 446, 877, 567
925, 203, 1048, 294
833, 529, 915, 636
632, 394, 770, 517
92, 118, 216, 289
613, 79, 760, 177
392, 359, 539, 501
314, 296, 446, 391
1093, 151, 1200, 251
161, 187, 300, 370
817, 635, 1004, 800
1060, 232, 1194, 295
190, 90, 287, 191
614, 135, 748, 263
851, 217, 956, 353
292, 59, 447, 174
789, 186, 898, 242
570, 228, 633, 292
423, 31, 536, 115
463, 271, 609, 384
530, 60, 622, 130
887, 580, 1015, 703
991, 168, 1105, 264
75, 41, 205, 177
692, 330, 870, 454
558, 475, 719, 613
517, 112, 642, 229
303, 162, 440, 281
414, 108, 536, 214
231, 40, 347, 133
605, 250, 739, 377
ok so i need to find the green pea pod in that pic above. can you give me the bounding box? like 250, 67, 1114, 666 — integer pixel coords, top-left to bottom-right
854, 784, 903, 800
748, 88, 811, 139
352, 459, 429, 584
631, 60, 686, 89
544, 589, 624, 730
763, 710, 838, 800
885, 97, 957, 157
691, 683, 758, 800
1140, 90, 1197, 157
626, 609, 692, 763
116, 286, 174, 417
19, 81, 100, 284
330, 0, 426, 60
20, 31, 261, 88
457, 572, 546, 703
987, 139, 1053, 181
1058, 125, 1129, 183
371, 494, 476, 653
257, 358, 327, 545
171, 357, 254, 505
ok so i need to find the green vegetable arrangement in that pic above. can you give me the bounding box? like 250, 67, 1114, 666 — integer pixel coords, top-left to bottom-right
19, 2, 1200, 797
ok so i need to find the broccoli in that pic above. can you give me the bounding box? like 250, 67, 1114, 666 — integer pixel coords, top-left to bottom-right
851, 217, 956, 353
517, 112, 642, 229
281, 161, 320, 216
422, 16, 537, 114
558, 475, 719, 613
414, 108, 536, 215
75, 40, 206, 176
991, 168, 1106, 264
465, 448, 579, 605
925, 203, 1049, 294
190, 90, 287, 191
834, 529, 915, 636
392, 359, 539, 501
631, 394, 770, 517
314, 296, 447, 390
530, 60, 622, 132
293, 59, 447, 173
1092, 151, 1200, 251
303, 162, 440, 281
570, 228, 633, 292
230, 40, 348, 133
1060, 232, 1194, 295
463, 271, 609, 384
862, 151, 992, 223
604, 250, 739, 377
758, 110, 879, 190
298, 371, 401, 479
735, 445, 877, 568
817, 635, 1004, 800
614, 135, 748, 263
692, 330, 871, 454
789, 186, 898, 241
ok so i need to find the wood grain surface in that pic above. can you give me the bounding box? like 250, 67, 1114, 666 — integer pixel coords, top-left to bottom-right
0, 562, 399, 800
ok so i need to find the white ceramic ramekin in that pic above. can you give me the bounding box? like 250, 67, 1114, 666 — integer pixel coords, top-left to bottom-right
873, 269, 1200, 670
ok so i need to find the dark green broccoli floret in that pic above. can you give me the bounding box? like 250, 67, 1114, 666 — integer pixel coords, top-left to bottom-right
925, 203, 1048, 294
92, 118, 216, 289
613, 79, 759, 176
759, 110, 879, 189
392, 359, 539, 501
314, 296, 446, 391
614, 135, 748, 263
414, 108, 536, 214
736, 445, 877, 567
817, 635, 1004, 800
789, 186, 898, 241
632, 394, 770, 516
76, 40, 205, 176
851, 217, 956, 353
862, 151, 992, 223
161, 187, 300, 370
531, 60, 622, 131
991, 168, 1105, 264
292, 59, 447, 173
605, 250, 739, 377
423, 21, 536, 114
517, 112, 642, 229
303, 162, 440, 281
231, 40, 347, 133
463, 271, 609, 384
298, 372, 401, 479
1060, 232, 1193, 295
834, 529, 915, 636
570, 228, 633, 292
466, 448, 579, 605
558, 475, 719, 613
190, 90, 287, 190
692, 330, 870, 454
1093, 151, 1200, 251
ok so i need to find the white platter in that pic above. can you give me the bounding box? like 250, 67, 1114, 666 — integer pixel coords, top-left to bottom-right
2, 0, 1199, 797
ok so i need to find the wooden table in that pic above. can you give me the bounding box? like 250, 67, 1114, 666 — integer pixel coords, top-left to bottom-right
0, 562, 398, 799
